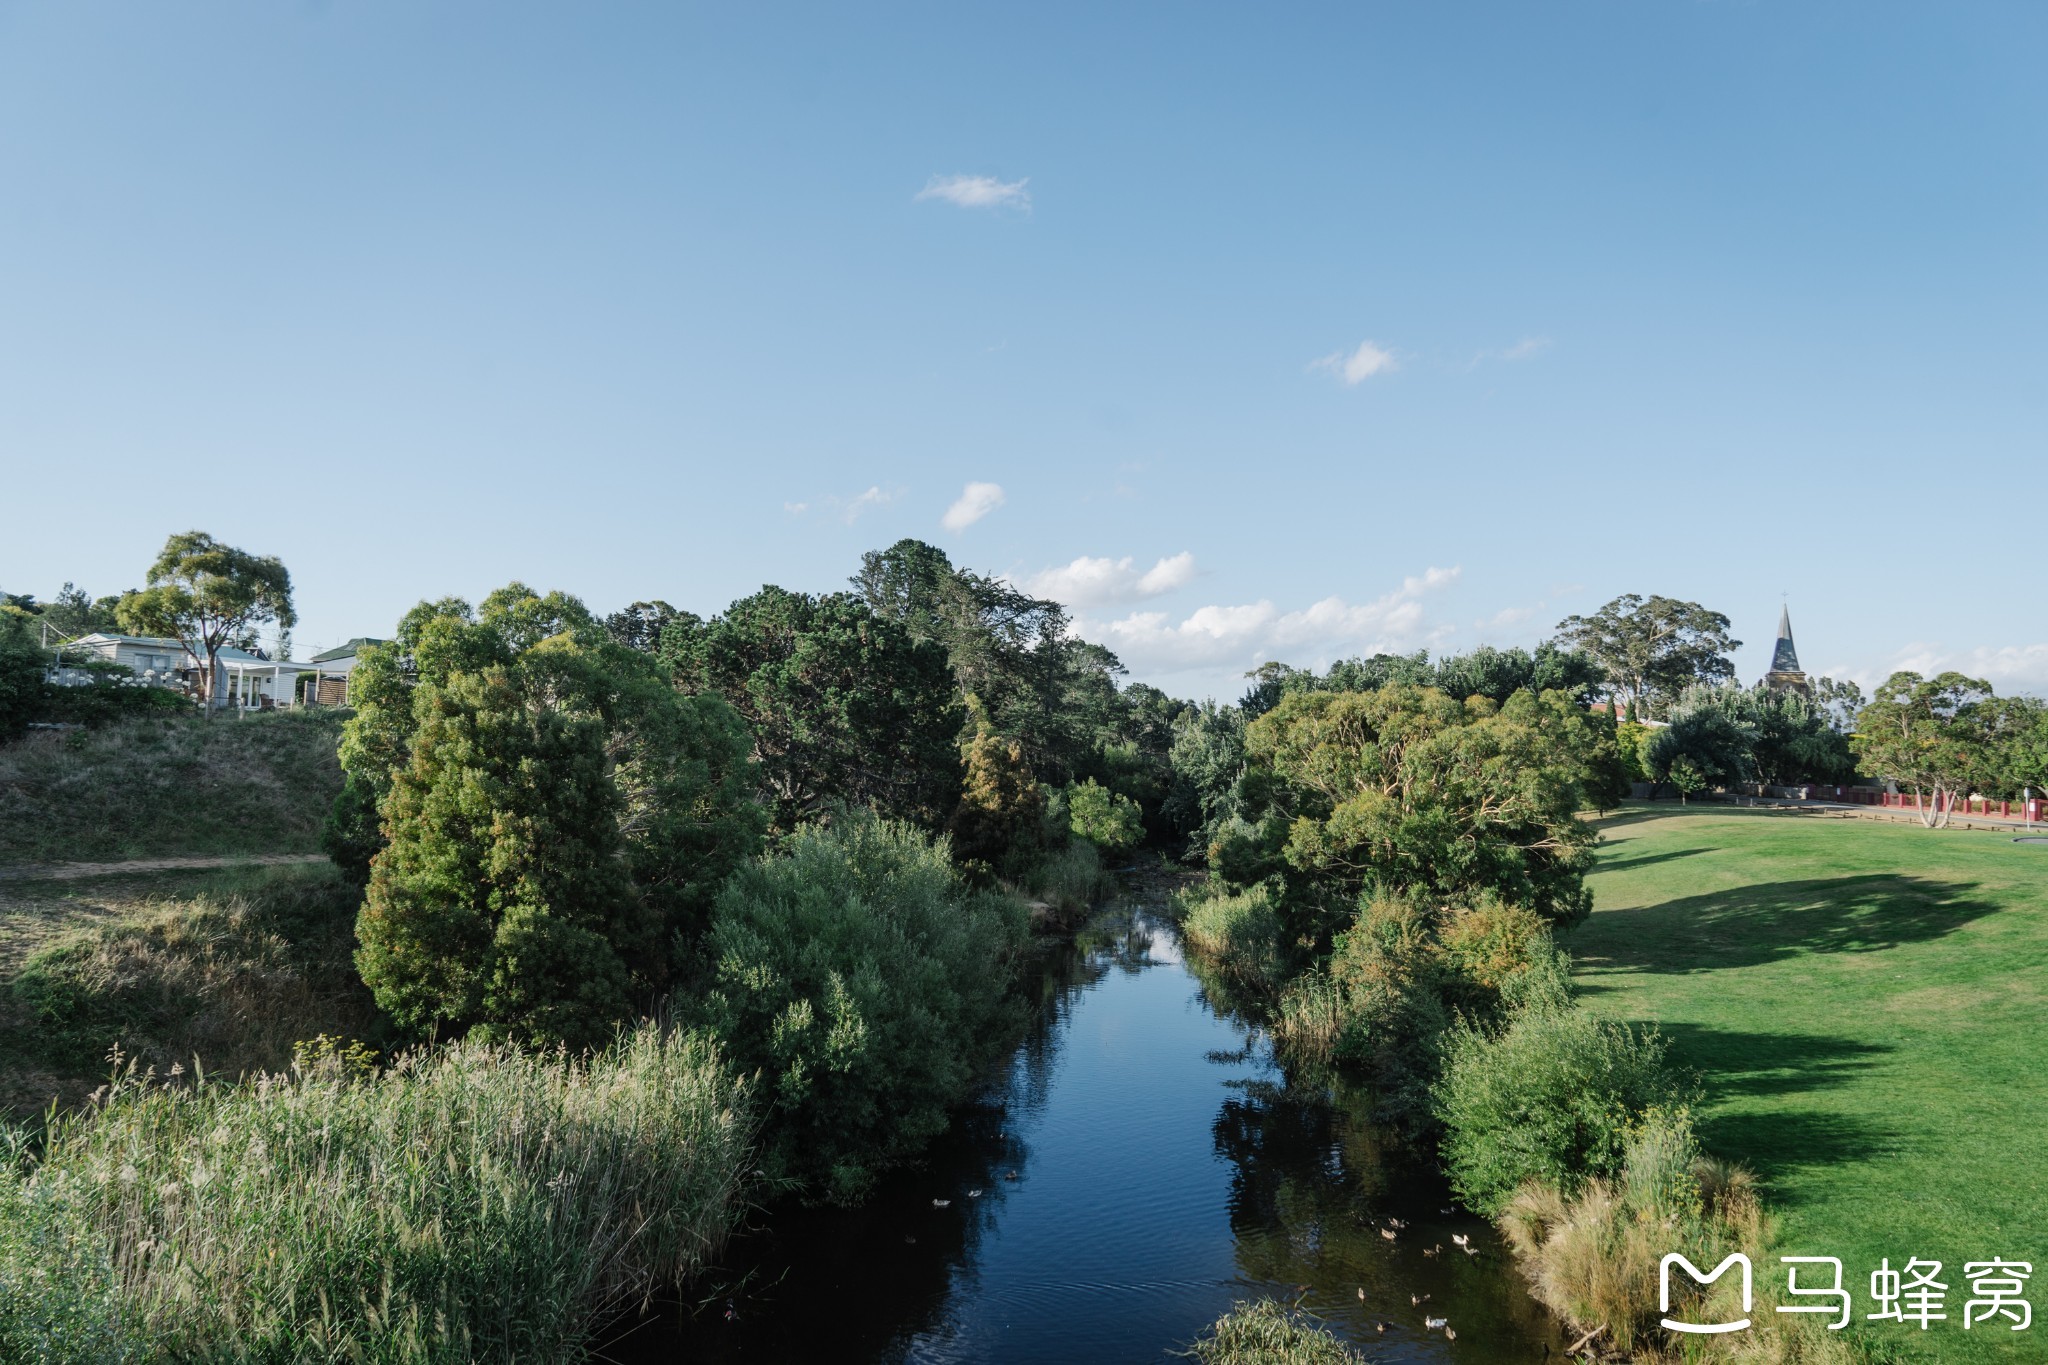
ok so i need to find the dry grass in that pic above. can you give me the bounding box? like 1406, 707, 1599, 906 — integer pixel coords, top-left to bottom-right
0, 864, 378, 1118
1497, 1112, 1888, 1363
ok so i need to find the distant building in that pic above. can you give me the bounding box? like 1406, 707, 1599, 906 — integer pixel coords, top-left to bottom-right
1760, 606, 1810, 694
307, 638, 387, 705
54, 632, 378, 710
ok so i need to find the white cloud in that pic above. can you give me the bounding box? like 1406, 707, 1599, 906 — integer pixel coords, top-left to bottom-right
1077, 566, 1461, 681
916, 174, 1031, 210
1138, 551, 1198, 595
1500, 335, 1553, 362
840, 486, 894, 523
1479, 605, 1536, 631
784, 486, 900, 523
941, 481, 1006, 532
1023, 551, 1197, 608
1312, 340, 1398, 386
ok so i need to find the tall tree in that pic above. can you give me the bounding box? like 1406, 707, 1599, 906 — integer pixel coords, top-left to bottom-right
852, 538, 1131, 786
116, 531, 295, 710
1812, 675, 1866, 733
1851, 671, 1996, 828
603, 599, 681, 653
1978, 693, 2048, 800
1551, 594, 1739, 718
1226, 686, 1611, 941
37, 584, 125, 641
661, 586, 963, 831
329, 585, 764, 983
354, 664, 642, 1047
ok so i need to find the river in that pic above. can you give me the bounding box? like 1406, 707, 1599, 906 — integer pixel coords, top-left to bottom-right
646, 902, 1565, 1362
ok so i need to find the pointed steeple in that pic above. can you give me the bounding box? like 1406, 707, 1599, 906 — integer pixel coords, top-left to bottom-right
1763, 603, 1809, 693
1771, 604, 1800, 674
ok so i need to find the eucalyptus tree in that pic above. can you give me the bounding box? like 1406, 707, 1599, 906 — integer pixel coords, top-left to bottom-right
1551, 594, 1739, 718
1851, 671, 1997, 828
116, 531, 295, 710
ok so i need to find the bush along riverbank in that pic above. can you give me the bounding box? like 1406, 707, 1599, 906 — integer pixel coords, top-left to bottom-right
1167, 682, 1892, 1363
1, 564, 1147, 1360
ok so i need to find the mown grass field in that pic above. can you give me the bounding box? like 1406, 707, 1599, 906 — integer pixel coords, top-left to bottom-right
1573, 805, 2048, 1364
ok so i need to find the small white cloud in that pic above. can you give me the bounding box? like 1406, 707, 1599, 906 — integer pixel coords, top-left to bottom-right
1023, 551, 1198, 608
1137, 551, 1197, 596
1500, 335, 1553, 362
841, 486, 894, 524
1479, 606, 1536, 631
783, 501, 810, 515
942, 481, 1006, 532
1076, 566, 1461, 676
917, 174, 1031, 210
1312, 340, 1398, 386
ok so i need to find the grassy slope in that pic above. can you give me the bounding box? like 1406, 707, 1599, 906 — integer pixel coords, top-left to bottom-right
0, 863, 379, 1118
0, 709, 346, 865
1572, 806, 2047, 1364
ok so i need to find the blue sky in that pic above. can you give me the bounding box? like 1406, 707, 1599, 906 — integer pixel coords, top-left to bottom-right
3, 1, 2042, 703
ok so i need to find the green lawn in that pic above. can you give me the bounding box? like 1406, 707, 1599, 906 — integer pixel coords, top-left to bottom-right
1573, 806, 2048, 1364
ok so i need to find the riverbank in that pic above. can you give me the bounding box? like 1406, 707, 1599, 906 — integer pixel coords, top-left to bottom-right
643, 901, 1562, 1363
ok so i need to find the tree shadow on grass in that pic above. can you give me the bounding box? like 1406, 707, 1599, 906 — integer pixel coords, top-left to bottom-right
1646, 1023, 1904, 1201
1697, 1109, 1905, 1205
1567, 875, 1995, 975
1655, 1022, 1894, 1100
1593, 846, 1717, 874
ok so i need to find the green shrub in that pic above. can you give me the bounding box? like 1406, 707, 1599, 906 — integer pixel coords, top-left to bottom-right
1177, 880, 1287, 997
1018, 839, 1108, 920
0, 615, 43, 746
1279, 895, 1451, 1118
1183, 1299, 1369, 1364
1262, 893, 1569, 1129
14, 1026, 751, 1363
1064, 777, 1143, 855
1436, 1005, 1689, 1216
37, 663, 189, 728
692, 815, 1028, 1203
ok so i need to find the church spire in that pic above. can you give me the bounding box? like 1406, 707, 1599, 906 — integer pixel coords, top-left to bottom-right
1771, 604, 1800, 673
1763, 603, 1809, 693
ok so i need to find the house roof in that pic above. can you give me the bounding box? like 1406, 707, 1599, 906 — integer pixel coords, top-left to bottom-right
66, 632, 184, 649
311, 637, 387, 663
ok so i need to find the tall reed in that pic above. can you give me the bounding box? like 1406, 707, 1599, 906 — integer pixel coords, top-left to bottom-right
12, 1026, 753, 1363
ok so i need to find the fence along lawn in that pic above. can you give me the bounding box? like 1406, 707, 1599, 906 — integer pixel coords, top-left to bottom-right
1571, 806, 2048, 1363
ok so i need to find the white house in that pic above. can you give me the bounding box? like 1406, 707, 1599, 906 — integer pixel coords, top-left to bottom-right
55, 633, 332, 711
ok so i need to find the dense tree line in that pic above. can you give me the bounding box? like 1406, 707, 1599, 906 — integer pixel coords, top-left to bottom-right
317, 546, 1198, 1201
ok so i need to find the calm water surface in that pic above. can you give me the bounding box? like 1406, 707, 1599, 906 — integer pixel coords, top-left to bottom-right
637, 905, 1565, 1363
